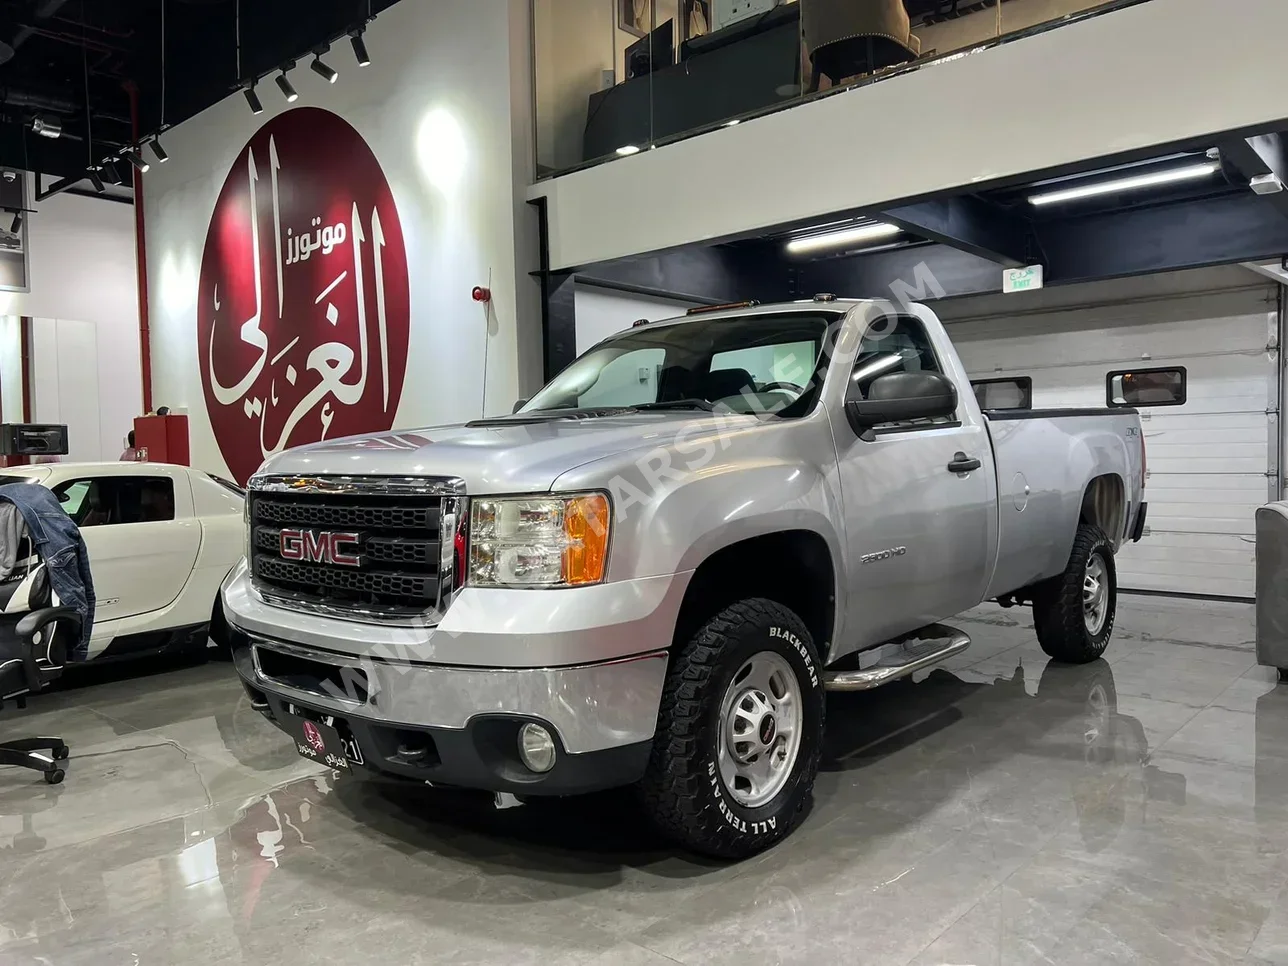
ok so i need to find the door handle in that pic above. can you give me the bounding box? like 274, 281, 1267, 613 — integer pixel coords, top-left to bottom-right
947, 452, 981, 474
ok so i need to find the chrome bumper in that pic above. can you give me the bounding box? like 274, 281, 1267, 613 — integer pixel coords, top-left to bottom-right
231, 635, 669, 754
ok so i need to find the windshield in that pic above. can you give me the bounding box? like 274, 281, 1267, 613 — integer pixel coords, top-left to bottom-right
522, 312, 837, 417
0, 474, 31, 486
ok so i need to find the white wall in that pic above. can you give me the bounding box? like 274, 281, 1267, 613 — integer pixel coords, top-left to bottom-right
26, 316, 138, 461
144, 0, 540, 480
0, 315, 20, 423
533, 0, 1288, 270
574, 283, 697, 351
0, 191, 142, 458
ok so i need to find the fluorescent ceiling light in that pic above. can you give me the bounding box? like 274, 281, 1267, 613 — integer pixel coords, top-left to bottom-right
615, 144, 640, 156
785, 222, 900, 255
1028, 161, 1220, 206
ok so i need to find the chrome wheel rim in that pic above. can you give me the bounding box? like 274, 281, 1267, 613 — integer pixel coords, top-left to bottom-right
717, 651, 803, 809
1083, 553, 1109, 636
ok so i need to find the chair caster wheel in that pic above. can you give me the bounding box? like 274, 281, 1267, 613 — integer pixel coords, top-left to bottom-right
52, 745, 69, 761
44, 768, 65, 785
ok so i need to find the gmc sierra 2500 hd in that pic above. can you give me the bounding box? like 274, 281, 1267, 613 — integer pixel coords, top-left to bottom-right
222, 297, 1147, 858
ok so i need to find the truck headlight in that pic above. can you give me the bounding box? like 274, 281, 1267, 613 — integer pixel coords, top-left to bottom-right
468, 493, 610, 588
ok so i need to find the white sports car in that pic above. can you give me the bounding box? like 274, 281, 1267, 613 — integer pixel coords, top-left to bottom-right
0, 462, 244, 660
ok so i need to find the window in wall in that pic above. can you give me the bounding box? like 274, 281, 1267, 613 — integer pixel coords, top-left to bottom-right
52, 476, 176, 527
972, 376, 1032, 411
1107, 367, 1186, 408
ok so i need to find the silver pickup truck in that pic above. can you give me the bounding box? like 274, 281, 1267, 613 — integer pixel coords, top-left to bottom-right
222, 297, 1147, 858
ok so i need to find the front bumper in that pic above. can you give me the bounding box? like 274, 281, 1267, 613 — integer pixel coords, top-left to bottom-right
229, 632, 667, 794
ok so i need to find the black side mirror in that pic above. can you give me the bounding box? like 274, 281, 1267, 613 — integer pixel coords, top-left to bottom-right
846, 370, 957, 435
512, 399, 529, 414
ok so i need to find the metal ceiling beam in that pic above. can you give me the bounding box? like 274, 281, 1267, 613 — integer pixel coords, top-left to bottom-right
801, 244, 1000, 302
795, 191, 1288, 300
1219, 133, 1288, 218
1040, 191, 1288, 283
877, 195, 1032, 267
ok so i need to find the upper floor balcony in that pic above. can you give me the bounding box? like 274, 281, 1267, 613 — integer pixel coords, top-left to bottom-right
533, 0, 1147, 180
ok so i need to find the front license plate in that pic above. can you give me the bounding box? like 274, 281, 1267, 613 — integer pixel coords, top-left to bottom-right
285, 712, 354, 772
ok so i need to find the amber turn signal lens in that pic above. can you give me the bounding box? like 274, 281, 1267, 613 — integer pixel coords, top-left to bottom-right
562, 494, 610, 585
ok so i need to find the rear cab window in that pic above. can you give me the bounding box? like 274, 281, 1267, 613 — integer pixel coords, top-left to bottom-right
972, 377, 1033, 411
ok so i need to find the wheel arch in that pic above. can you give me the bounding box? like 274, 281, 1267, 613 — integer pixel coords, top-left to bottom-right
672, 529, 838, 662
1080, 473, 1127, 547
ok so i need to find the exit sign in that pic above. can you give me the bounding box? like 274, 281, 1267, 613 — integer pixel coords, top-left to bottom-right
1003, 265, 1044, 294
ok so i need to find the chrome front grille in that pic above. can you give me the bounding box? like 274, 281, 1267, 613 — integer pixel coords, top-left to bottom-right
247, 475, 466, 621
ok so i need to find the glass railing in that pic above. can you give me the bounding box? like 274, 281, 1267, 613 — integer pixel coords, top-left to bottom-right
532, 0, 1151, 180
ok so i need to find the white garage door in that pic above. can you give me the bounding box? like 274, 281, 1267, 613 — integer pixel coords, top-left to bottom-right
939, 266, 1279, 599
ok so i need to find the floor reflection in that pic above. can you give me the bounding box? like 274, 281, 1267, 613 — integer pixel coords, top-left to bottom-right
1, 617, 1286, 964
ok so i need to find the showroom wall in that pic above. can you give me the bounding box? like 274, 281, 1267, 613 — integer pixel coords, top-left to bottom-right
2, 191, 142, 460
0, 315, 20, 422
573, 282, 697, 352
143, 0, 540, 482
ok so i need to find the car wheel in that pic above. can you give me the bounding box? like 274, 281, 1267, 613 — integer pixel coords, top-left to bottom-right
1032, 523, 1116, 664
638, 597, 824, 860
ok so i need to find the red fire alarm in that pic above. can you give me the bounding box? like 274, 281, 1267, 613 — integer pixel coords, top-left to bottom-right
472, 285, 491, 303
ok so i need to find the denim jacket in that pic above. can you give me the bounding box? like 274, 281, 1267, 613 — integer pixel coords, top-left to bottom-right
0, 482, 96, 660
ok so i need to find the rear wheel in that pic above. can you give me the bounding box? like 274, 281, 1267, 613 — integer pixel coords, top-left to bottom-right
638, 598, 824, 860
1032, 523, 1116, 664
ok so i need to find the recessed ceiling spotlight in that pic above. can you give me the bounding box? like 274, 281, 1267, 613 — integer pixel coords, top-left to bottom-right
615, 144, 640, 156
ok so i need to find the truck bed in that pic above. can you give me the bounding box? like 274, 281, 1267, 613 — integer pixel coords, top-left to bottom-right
983, 407, 1144, 600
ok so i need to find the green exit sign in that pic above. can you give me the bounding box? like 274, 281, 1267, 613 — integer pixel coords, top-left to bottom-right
1003, 265, 1044, 294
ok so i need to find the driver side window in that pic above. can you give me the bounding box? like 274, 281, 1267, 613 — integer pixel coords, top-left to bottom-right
850, 315, 942, 398
52, 479, 111, 527
849, 314, 954, 429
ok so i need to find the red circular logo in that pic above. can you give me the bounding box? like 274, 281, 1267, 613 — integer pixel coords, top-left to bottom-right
302, 720, 325, 753
197, 107, 411, 484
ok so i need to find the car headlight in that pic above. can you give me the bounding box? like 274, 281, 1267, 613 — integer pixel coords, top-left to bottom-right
468, 493, 610, 588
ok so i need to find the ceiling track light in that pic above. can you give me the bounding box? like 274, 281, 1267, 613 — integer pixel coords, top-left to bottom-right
243, 83, 264, 115
276, 68, 298, 103
122, 149, 150, 173
102, 161, 124, 186
88, 168, 105, 193
10, 211, 22, 234
32, 114, 61, 139
349, 29, 371, 67
1027, 161, 1221, 206
149, 137, 169, 163
310, 53, 338, 84
784, 222, 901, 255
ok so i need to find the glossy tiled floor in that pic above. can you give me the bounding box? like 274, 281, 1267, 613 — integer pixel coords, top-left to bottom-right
1, 596, 1286, 965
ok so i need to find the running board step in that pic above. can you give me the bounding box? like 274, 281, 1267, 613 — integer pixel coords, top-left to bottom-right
823, 624, 971, 691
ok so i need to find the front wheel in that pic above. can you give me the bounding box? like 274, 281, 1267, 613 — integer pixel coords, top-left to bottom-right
1033, 523, 1117, 664
638, 598, 824, 860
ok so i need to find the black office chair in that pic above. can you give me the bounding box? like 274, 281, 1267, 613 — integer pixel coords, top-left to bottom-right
0, 530, 79, 785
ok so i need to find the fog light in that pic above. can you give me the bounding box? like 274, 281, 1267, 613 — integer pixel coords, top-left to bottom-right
518, 723, 556, 773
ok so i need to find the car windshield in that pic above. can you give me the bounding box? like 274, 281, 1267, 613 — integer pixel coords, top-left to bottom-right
521, 312, 837, 417
0, 474, 30, 486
